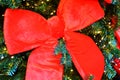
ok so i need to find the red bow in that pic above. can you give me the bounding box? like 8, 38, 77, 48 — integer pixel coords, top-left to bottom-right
4, 0, 105, 80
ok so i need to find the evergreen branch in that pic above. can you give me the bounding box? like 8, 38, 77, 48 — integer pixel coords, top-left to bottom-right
0, 0, 22, 8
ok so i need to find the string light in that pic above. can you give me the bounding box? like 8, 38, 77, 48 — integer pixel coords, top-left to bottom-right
2, 14, 4, 16
46, 0, 50, 2
1, 56, 4, 59
70, 69, 73, 72
102, 45, 106, 48
34, 3, 38, 6
41, 1, 44, 4
3, 47, 6, 51
101, 37, 104, 40
50, 12, 54, 15
26, 2, 30, 6
11, 56, 14, 59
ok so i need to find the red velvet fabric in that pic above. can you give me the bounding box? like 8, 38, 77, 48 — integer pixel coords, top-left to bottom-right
65, 31, 104, 79
4, 0, 105, 80
4, 9, 51, 54
25, 38, 63, 80
4, 9, 63, 80
48, 16, 65, 39
57, 0, 104, 31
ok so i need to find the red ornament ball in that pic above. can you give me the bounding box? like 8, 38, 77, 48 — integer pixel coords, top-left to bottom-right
105, 0, 112, 4
113, 58, 120, 75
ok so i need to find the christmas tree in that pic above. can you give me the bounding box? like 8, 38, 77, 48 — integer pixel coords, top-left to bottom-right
0, 0, 120, 80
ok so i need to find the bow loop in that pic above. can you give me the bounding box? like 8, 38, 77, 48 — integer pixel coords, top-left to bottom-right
4, 9, 52, 55
57, 0, 104, 31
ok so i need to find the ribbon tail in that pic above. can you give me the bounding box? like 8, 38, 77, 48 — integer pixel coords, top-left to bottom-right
65, 31, 104, 80
25, 38, 63, 80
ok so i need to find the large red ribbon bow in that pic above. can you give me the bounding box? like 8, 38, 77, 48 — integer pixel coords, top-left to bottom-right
4, 0, 105, 80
